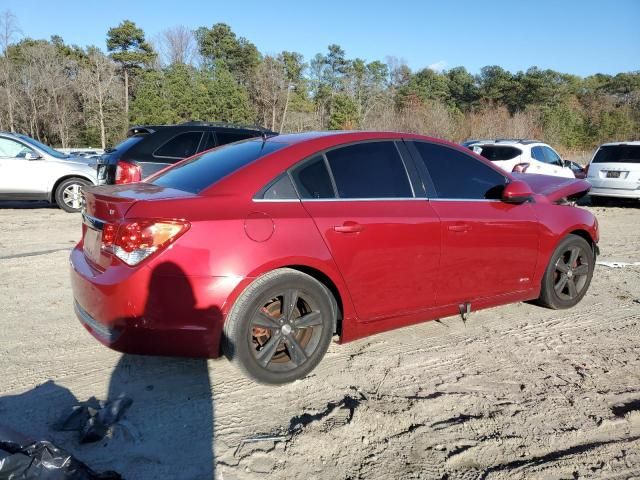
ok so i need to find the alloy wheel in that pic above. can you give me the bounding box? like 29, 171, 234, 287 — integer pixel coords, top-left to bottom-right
62, 183, 84, 210
553, 245, 590, 301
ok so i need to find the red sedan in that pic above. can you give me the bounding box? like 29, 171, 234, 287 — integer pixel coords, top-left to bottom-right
70, 131, 598, 384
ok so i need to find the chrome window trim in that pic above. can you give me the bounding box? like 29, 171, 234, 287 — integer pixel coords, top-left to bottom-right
252, 197, 504, 203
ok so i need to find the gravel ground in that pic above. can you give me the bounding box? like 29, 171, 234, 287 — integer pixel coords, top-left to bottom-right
0, 199, 639, 479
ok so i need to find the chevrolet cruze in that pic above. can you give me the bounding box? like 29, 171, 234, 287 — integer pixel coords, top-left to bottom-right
70, 132, 598, 384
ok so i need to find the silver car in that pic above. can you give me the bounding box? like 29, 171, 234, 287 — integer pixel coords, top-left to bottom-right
0, 132, 97, 212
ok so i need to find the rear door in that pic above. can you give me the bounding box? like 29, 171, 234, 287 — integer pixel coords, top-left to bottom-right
588, 144, 640, 194
407, 141, 539, 305
292, 140, 441, 321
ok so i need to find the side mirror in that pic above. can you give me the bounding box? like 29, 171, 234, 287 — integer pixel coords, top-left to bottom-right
24, 152, 42, 161
502, 180, 533, 204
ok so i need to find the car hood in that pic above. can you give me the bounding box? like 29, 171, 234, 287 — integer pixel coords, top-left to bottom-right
57, 155, 98, 167
512, 173, 591, 203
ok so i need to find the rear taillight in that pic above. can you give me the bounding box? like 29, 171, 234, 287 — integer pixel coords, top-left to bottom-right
512, 163, 530, 173
115, 160, 142, 184
102, 220, 189, 265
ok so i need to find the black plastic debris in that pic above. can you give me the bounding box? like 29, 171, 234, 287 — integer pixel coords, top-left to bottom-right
53, 397, 132, 444
0, 426, 121, 480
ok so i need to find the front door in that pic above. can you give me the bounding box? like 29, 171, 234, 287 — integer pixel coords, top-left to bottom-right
407, 140, 539, 305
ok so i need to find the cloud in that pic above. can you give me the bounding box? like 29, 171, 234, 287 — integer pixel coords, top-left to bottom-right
427, 60, 447, 72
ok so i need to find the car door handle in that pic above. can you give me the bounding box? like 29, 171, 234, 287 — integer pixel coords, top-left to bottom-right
448, 223, 471, 233
333, 222, 364, 233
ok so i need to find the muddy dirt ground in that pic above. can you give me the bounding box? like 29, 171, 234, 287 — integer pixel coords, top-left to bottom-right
0, 199, 639, 479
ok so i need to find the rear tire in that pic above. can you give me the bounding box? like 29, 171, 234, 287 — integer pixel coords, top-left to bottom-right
55, 177, 90, 213
223, 268, 336, 385
537, 234, 594, 309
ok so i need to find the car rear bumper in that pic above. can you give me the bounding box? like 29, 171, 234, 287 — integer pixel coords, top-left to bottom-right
589, 186, 640, 199
69, 245, 244, 358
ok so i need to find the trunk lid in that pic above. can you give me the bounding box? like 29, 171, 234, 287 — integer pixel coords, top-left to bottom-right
511, 173, 591, 203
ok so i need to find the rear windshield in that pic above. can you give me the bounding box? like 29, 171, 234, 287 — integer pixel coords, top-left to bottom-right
592, 145, 640, 164
477, 146, 522, 161
149, 140, 286, 193
106, 135, 144, 154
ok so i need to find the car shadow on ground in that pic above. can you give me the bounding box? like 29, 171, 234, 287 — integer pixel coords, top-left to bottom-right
579, 196, 640, 209
0, 261, 219, 479
0, 200, 57, 209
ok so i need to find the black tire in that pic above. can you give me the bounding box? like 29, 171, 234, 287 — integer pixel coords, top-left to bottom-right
537, 234, 594, 309
223, 268, 336, 385
55, 177, 90, 213
589, 196, 609, 207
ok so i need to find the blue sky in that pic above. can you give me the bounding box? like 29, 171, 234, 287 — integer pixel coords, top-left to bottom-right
3, 0, 639, 76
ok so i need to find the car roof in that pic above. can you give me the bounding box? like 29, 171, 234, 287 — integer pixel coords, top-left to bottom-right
263, 130, 447, 147
598, 141, 640, 147
469, 139, 543, 147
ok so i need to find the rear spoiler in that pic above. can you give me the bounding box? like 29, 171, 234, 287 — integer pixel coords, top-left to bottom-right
127, 126, 155, 137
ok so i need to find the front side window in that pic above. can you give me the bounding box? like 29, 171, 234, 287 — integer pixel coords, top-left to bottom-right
291, 155, 335, 199
542, 146, 561, 164
411, 141, 507, 200
0, 138, 34, 158
531, 146, 546, 162
154, 131, 203, 159
325, 141, 413, 198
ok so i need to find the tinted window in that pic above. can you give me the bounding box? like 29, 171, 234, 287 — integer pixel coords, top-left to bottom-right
15, 134, 66, 159
412, 142, 507, 199
291, 156, 335, 199
326, 142, 412, 198
542, 146, 561, 164
477, 146, 522, 161
154, 131, 203, 159
260, 174, 298, 200
217, 131, 256, 145
107, 135, 144, 155
150, 140, 285, 194
0, 137, 33, 158
531, 146, 545, 162
592, 145, 640, 164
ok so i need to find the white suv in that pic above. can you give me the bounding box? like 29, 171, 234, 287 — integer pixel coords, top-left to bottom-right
467, 140, 575, 178
586, 141, 640, 204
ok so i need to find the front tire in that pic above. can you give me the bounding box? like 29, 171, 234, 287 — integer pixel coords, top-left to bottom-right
538, 234, 594, 309
223, 268, 336, 385
55, 177, 90, 213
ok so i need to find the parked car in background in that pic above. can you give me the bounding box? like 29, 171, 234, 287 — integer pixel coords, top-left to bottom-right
97, 122, 276, 185
467, 139, 576, 178
71, 131, 598, 385
586, 142, 640, 205
0, 132, 97, 212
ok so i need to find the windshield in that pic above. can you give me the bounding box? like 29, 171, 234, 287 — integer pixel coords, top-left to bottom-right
16, 134, 68, 159
150, 139, 287, 194
592, 145, 640, 164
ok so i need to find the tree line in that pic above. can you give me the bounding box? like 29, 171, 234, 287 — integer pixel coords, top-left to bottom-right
0, 11, 638, 155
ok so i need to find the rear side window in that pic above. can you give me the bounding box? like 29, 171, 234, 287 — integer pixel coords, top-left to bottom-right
592, 145, 640, 164
154, 131, 203, 159
150, 140, 286, 193
260, 174, 298, 200
477, 146, 522, 161
326, 141, 413, 198
411, 142, 507, 199
291, 156, 335, 199
217, 131, 256, 145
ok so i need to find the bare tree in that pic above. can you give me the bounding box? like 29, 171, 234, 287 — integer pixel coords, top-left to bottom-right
78, 49, 122, 149
0, 10, 21, 132
252, 56, 287, 130
156, 26, 197, 66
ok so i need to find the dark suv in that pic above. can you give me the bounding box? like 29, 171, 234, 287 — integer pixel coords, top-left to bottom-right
97, 122, 276, 185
